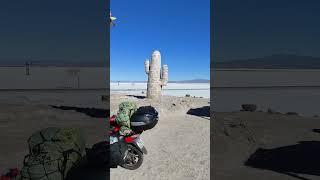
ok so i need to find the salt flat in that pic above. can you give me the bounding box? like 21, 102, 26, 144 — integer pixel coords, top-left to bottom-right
212, 69, 320, 116
213, 69, 320, 87
0, 67, 107, 89
111, 82, 210, 98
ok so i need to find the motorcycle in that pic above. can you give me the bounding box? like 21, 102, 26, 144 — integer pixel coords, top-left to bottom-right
109, 115, 148, 170
109, 106, 158, 170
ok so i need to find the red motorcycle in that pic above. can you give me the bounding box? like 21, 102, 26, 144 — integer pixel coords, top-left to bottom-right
109, 106, 158, 170
109, 115, 147, 170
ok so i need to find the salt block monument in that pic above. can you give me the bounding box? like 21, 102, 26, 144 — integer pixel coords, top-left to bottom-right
144, 50, 169, 100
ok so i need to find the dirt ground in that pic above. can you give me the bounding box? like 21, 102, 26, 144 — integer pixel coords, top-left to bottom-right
0, 91, 107, 170
213, 111, 320, 180
110, 93, 210, 180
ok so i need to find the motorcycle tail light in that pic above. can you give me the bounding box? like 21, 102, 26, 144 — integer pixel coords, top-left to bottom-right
125, 136, 134, 143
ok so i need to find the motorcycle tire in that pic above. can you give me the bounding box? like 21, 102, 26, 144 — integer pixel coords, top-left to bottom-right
120, 144, 143, 170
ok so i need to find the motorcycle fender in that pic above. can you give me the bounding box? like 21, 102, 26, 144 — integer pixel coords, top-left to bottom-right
132, 142, 148, 155
141, 146, 148, 155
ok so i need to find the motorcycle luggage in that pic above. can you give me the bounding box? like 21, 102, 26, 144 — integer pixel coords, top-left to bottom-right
87, 140, 127, 168
130, 106, 158, 132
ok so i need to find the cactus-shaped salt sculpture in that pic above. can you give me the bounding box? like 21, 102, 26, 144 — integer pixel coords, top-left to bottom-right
144, 50, 168, 100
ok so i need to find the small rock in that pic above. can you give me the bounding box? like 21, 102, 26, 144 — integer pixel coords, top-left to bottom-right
286, 112, 299, 116
101, 95, 109, 101
185, 94, 190, 97
241, 104, 257, 112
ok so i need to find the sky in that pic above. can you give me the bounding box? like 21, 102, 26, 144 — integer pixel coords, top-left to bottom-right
110, 0, 210, 81
0, 0, 107, 63
214, 0, 320, 61
2, 0, 318, 79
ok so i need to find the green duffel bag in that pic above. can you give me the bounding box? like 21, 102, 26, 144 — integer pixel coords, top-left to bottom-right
20, 151, 65, 180
27, 127, 86, 156
20, 127, 86, 180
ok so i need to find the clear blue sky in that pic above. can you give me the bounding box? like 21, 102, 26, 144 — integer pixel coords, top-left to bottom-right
0, 0, 107, 63
214, 0, 320, 61
110, 0, 210, 81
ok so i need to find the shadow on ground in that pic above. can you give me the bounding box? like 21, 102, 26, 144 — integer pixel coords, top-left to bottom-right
245, 141, 320, 180
66, 163, 110, 180
66, 149, 110, 180
187, 106, 210, 118
312, 129, 320, 134
66, 141, 113, 180
50, 105, 109, 118
126, 95, 146, 99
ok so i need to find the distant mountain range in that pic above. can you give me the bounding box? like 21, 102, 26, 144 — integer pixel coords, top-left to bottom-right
0, 60, 106, 67
111, 79, 210, 83
169, 79, 210, 83
215, 54, 320, 69
2, 54, 320, 69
